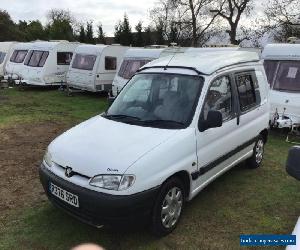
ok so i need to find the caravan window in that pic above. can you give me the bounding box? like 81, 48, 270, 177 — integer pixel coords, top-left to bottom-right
264, 60, 279, 86
10, 50, 28, 63
25, 50, 49, 67
118, 59, 151, 79
57, 52, 73, 65
0, 52, 6, 64
105, 57, 117, 70
72, 54, 97, 70
24, 51, 33, 65
273, 61, 300, 92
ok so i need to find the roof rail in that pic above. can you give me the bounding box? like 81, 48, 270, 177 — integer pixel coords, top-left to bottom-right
137, 65, 207, 75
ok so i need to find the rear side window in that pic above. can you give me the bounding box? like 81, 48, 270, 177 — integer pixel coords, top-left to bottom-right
72, 54, 96, 70
25, 50, 49, 67
0, 52, 7, 64
235, 72, 259, 112
57, 52, 73, 65
10, 50, 28, 63
105, 56, 117, 70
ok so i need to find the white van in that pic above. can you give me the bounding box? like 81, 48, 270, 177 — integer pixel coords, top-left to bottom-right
40, 51, 269, 236
111, 47, 187, 96
19, 41, 79, 86
0, 42, 17, 78
67, 44, 128, 92
4, 42, 32, 82
262, 44, 300, 130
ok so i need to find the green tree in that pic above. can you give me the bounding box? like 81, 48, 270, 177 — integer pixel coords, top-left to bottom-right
144, 26, 153, 46
85, 21, 95, 44
97, 23, 106, 44
25, 20, 46, 41
0, 9, 21, 41
78, 25, 86, 43
114, 13, 132, 46
154, 20, 165, 45
46, 9, 75, 41
133, 21, 144, 47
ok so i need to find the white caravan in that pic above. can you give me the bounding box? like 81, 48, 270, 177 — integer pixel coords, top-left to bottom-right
19, 41, 79, 86
4, 42, 32, 82
111, 47, 187, 96
262, 44, 300, 130
67, 44, 128, 92
40, 51, 269, 236
0, 42, 17, 78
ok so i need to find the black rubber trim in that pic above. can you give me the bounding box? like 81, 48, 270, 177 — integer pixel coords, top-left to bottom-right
191, 136, 258, 180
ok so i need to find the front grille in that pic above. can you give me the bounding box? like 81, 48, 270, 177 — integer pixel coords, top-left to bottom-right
54, 162, 91, 180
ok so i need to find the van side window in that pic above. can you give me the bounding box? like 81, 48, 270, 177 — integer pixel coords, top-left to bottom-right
57, 52, 73, 65
202, 75, 233, 121
235, 73, 259, 112
105, 57, 117, 70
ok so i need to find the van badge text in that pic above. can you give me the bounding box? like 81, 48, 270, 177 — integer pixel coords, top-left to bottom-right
107, 168, 118, 172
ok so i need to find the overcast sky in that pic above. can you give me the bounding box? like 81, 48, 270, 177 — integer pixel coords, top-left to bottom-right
2, 0, 157, 36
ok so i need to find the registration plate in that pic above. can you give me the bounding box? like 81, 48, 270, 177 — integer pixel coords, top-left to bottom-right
49, 182, 79, 207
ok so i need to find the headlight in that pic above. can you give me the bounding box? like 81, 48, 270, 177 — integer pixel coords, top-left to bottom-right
43, 149, 53, 167
89, 175, 135, 191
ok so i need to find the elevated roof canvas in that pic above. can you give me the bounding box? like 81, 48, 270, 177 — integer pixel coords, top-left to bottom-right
142, 51, 260, 75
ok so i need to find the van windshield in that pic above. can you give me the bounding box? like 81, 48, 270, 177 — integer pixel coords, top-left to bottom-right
0, 52, 6, 64
103, 73, 204, 129
273, 61, 300, 92
72, 54, 96, 70
25, 50, 49, 67
118, 59, 152, 79
10, 50, 28, 63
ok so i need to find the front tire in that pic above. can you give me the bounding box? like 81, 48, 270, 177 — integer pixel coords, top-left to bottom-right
151, 177, 185, 237
246, 135, 265, 169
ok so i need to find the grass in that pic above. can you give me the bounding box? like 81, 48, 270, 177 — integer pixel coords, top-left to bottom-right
0, 87, 108, 126
1, 87, 300, 250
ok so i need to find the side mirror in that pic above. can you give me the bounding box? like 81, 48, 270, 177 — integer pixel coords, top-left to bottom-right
286, 146, 300, 180
199, 110, 223, 132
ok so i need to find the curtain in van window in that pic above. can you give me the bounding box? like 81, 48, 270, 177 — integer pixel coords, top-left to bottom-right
26, 51, 49, 67
14, 50, 28, 63
273, 61, 300, 92
38, 52, 49, 67
10, 51, 18, 62
119, 60, 151, 79
72, 54, 96, 70
0, 52, 6, 64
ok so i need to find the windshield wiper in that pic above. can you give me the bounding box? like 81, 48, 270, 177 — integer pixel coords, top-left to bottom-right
140, 119, 185, 127
102, 114, 141, 121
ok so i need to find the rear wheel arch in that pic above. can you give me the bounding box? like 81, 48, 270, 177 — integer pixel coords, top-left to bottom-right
260, 129, 269, 143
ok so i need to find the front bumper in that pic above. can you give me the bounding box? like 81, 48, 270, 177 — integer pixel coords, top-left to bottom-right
39, 164, 159, 227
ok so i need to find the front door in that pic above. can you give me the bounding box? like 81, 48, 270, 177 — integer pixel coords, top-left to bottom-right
192, 73, 241, 195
